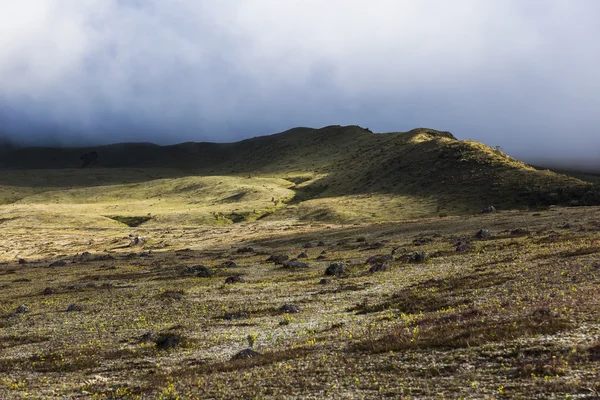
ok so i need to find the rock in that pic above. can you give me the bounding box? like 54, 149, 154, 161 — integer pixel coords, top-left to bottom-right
316, 255, 327, 260
481, 205, 497, 213
15, 304, 29, 314
266, 254, 289, 265
92, 254, 115, 261
66, 304, 84, 312
325, 262, 347, 276
139, 332, 158, 343
129, 236, 147, 246
232, 348, 262, 360
225, 276, 245, 284
303, 242, 314, 249
18, 258, 26, 265
320, 250, 328, 255
391, 247, 406, 256
475, 229, 492, 239
154, 333, 183, 349
319, 278, 332, 285
406, 251, 428, 263
369, 242, 385, 250
297, 252, 308, 259
317, 241, 326, 247
280, 304, 301, 313
284, 261, 309, 269
183, 265, 213, 277
49, 260, 67, 267
42, 287, 54, 295
365, 254, 393, 265
220, 261, 238, 268
222, 312, 250, 321
236, 247, 254, 253
511, 228, 530, 236
369, 263, 389, 273
455, 241, 472, 252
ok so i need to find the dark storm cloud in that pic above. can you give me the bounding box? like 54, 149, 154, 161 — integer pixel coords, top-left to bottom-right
0, 0, 599, 168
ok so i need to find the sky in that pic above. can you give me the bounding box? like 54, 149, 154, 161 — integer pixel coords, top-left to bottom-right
0, 0, 599, 168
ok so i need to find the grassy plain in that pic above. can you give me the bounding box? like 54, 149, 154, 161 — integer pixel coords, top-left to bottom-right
1, 127, 599, 398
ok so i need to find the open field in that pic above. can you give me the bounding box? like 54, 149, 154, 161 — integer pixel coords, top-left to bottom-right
1, 205, 600, 399
1, 127, 600, 398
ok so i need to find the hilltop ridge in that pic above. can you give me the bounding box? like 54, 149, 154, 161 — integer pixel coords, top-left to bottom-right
0, 125, 598, 225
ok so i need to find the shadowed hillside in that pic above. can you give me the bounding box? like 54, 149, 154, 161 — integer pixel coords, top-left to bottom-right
0, 125, 598, 224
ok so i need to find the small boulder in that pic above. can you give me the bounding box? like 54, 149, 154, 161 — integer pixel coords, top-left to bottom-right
366, 254, 393, 265
475, 229, 491, 239
297, 252, 308, 259
317, 241, 326, 247
369, 263, 389, 273
66, 304, 84, 312
284, 261, 309, 269
49, 260, 67, 267
224, 276, 245, 284
325, 262, 347, 276
183, 265, 213, 277
455, 241, 472, 252
510, 228, 530, 236
481, 205, 497, 213
319, 278, 332, 285
154, 333, 183, 349
266, 254, 289, 265
16, 304, 29, 314
280, 304, 301, 313
236, 247, 254, 253
139, 332, 158, 343
220, 261, 238, 268
42, 287, 54, 295
406, 251, 428, 263
232, 348, 262, 360
18, 258, 26, 265
303, 242, 314, 249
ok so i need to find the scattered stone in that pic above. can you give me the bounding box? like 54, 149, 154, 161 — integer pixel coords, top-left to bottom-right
232, 348, 262, 360
225, 276, 245, 284
154, 333, 183, 349
66, 304, 84, 312
510, 228, 530, 236
369, 242, 385, 250
49, 260, 67, 267
222, 313, 250, 321
317, 241, 326, 247
319, 278, 332, 285
369, 263, 389, 273
42, 287, 54, 295
391, 247, 406, 256
406, 251, 428, 263
236, 247, 254, 253
18, 258, 26, 264
266, 254, 289, 265
129, 235, 147, 246
220, 261, 238, 268
336, 240, 347, 246
303, 242, 314, 249
320, 250, 327, 255
15, 304, 29, 314
455, 241, 472, 252
316, 255, 327, 260
139, 332, 157, 343
356, 237, 367, 243
92, 254, 115, 261
325, 262, 347, 276
365, 254, 393, 265
297, 252, 308, 259
284, 261, 309, 269
183, 265, 213, 277
475, 229, 492, 239
280, 304, 301, 313
481, 205, 497, 213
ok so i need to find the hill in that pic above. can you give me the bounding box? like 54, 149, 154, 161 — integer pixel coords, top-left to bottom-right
0, 125, 598, 226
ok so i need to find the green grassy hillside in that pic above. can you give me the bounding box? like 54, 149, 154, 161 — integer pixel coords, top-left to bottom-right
0, 126, 597, 225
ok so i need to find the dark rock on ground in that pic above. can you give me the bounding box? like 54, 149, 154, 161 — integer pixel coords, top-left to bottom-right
303, 242, 314, 249
232, 348, 262, 360
222, 313, 250, 321
297, 252, 308, 259
154, 333, 183, 349
220, 261, 238, 268
284, 261, 309, 269
139, 332, 158, 343
92, 254, 115, 261
317, 241, 326, 247
266, 254, 289, 265
320, 250, 327, 255
49, 260, 67, 267
316, 255, 327, 260
369, 263, 389, 273
481, 205, 497, 213
325, 262, 347, 276
280, 304, 301, 313
475, 229, 492, 239
66, 304, 84, 312
319, 278, 332, 285
18, 258, 26, 264
183, 265, 213, 277
511, 228, 530, 236
405, 251, 428, 263
455, 241, 472, 252
16, 304, 29, 314
236, 247, 254, 253
42, 287, 54, 295
365, 254, 393, 265
225, 276, 245, 284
